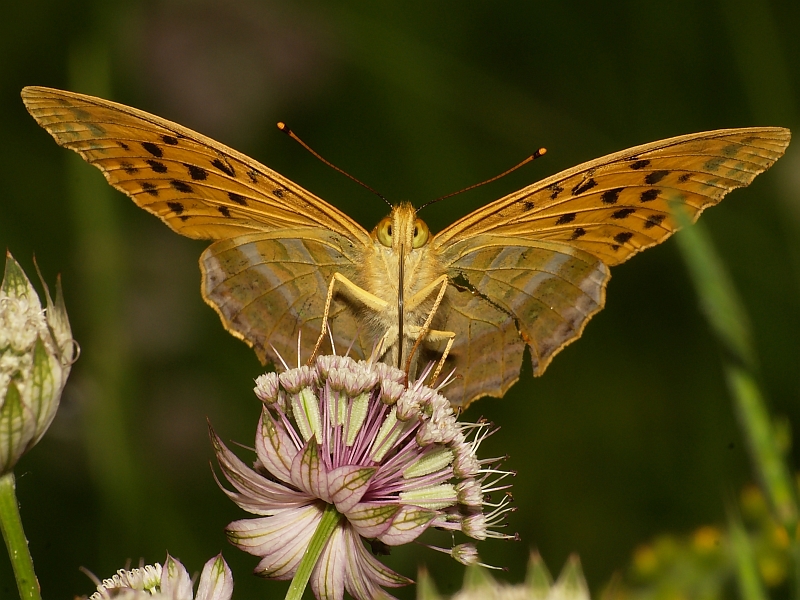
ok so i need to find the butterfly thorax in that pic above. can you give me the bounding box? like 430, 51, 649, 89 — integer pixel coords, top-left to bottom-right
357, 203, 441, 366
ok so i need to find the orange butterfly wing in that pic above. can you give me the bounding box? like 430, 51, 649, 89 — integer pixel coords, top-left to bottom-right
433, 128, 790, 406
21, 86, 374, 364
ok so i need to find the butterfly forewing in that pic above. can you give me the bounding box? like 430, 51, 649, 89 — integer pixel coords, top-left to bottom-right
434, 128, 790, 266
202, 230, 372, 364
21, 86, 371, 244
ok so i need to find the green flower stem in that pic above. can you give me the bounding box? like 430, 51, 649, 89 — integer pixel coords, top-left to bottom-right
285, 504, 342, 600
674, 211, 798, 529
673, 208, 753, 367
727, 366, 798, 528
0, 473, 41, 600
730, 513, 769, 600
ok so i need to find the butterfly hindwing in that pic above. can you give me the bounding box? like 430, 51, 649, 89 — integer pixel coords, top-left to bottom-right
202, 229, 373, 366
426, 285, 526, 405
437, 237, 609, 405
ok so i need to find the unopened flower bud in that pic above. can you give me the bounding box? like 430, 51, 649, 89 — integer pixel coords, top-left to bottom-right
0, 253, 76, 474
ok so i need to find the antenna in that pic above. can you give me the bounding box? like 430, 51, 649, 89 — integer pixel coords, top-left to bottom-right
417, 148, 547, 211
277, 122, 392, 208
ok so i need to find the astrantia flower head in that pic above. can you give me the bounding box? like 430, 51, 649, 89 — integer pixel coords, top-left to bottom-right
89, 554, 233, 600
213, 354, 515, 600
0, 252, 76, 474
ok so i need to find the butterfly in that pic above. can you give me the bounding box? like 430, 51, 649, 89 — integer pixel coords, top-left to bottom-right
21, 86, 790, 408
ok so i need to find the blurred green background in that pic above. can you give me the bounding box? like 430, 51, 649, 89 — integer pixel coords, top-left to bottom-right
1, 1, 799, 598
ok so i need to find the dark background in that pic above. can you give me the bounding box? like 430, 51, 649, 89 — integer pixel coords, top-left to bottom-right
1, 1, 799, 598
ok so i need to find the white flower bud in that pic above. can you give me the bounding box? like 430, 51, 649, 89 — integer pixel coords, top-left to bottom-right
0, 253, 76, 474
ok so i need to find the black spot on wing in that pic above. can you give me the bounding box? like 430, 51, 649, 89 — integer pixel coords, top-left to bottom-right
273, 189, 285, 199
556, 213, 576, 225
548, 183, 564, 199
141, 182, 159, 196
187, 165, 208, 180
211, 158, 235, 177
167, 201, 184, 215
571, 178, 597, 196
614, 232, 633, 245
602, 188, 622, 204
644, 214, 666, 229
146, 160, 168, 174
570, 227, 586, 240
246, 170, 260, 183
677, 173, 692, 183
120, 161, 138, 175
630, 159, 650, 170
640, 189, 659, 203
645, 170, 670, 185
523, 200, 535, 211
218, 206, 231, 218
170, 180, 193, 193
119, 141, 130, 150
228, 192, 248, 206
611, 208, 635, 219
162, 135, 179, 145
142, 142, 163, 158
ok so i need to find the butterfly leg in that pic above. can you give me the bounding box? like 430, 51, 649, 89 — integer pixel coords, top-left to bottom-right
309, 272, 389, 364
404, 275, 449, 374
406, 326, 456, 385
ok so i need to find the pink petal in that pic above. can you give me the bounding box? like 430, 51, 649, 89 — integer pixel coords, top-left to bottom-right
378, 506, 436, 546
255, 409, 298, 484
290, 439, 330, 502
160, 555, 193, 600
345, 502, 399, 539
211, 428, 308, 512
350, 527, 412, 588
227, 503, 322, 579
195, 554, 233, 600
329, 466, 375, 514
342, 526, 409, 600
310, 524, 346, 600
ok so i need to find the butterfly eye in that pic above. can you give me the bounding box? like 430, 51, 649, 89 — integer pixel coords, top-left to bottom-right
412, 219, 430, 248
377, 217, 393, 247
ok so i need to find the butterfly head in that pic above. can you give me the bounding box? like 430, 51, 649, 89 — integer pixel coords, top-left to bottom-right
373, 202, 430, 256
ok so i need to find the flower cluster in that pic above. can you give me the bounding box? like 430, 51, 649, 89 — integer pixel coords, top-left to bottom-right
213, 354, 515, 600
0, 252, 75, 474
90, 554, 232, 600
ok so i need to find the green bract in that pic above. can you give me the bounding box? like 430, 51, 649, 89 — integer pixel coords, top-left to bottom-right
419, 553, 590, 600
0, 252, 75, 474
